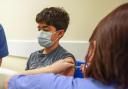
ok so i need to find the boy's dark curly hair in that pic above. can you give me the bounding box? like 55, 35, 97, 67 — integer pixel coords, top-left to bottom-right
36, 7, 70, 32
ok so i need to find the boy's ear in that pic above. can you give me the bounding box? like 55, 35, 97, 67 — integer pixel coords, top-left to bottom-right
58, 30, 64, 38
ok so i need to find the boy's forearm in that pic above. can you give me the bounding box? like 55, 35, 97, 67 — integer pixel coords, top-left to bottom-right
18, 66, 51, 75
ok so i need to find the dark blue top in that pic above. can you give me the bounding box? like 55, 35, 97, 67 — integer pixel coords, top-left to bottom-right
0, 24, 8, 58
8, 73, 118, 89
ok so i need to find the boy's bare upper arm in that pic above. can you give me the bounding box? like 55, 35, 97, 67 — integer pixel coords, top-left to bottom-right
61, 57, 75, 76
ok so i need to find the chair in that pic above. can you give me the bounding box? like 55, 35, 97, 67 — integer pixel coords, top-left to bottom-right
74, 60, 85, 78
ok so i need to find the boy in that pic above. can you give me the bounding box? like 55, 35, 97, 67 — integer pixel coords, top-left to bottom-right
25, 7, 75, 76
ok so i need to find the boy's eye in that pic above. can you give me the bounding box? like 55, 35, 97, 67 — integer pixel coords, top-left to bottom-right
38, 28, 49, 31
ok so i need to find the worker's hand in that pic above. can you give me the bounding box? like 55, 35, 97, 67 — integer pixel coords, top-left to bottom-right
49, 58, 75, 74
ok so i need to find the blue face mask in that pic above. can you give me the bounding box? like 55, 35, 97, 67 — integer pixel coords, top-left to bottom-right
38, 31, 53, 48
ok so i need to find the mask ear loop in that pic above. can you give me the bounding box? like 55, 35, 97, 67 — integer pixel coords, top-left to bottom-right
54, 31, 63, 41
57, 29, 64, 38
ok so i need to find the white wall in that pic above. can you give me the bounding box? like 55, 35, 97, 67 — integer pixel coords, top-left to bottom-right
0, 0, 127, 41
0, 0, 127, 59
8, 40, 89, 60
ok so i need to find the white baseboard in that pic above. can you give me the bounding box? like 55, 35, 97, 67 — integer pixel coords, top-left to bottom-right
7, 40, 89, 60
